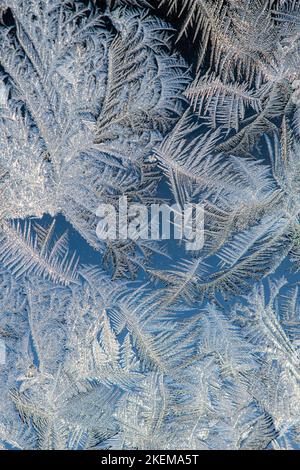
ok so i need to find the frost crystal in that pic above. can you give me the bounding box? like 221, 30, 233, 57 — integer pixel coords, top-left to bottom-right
1, 0, 300, 451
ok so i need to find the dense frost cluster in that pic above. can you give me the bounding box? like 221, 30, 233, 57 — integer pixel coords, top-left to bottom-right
1, 0, 300, 450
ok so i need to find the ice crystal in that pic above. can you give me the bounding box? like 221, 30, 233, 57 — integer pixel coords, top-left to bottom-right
1, 0, 300, 451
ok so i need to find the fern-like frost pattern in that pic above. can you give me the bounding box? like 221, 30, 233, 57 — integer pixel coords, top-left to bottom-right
1, 0, 300, 450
